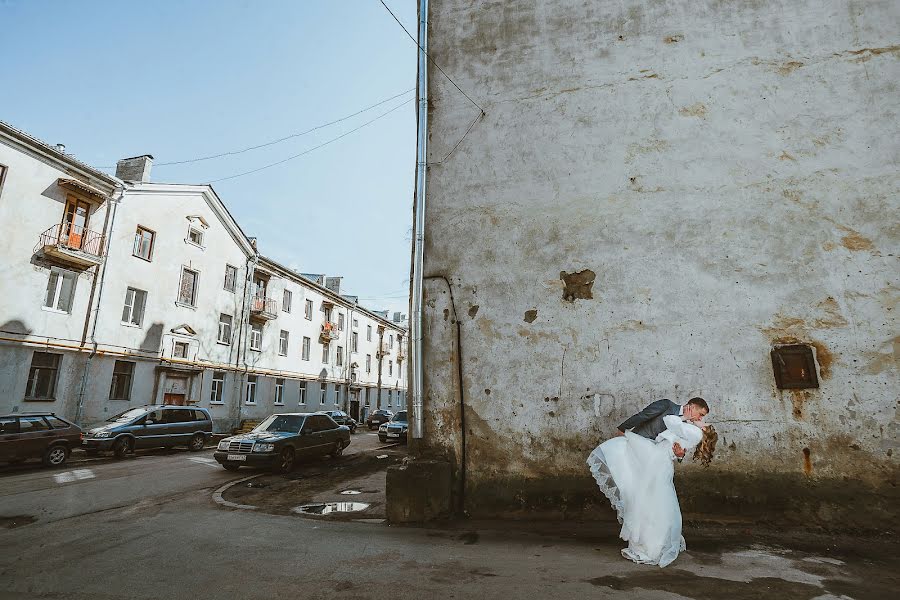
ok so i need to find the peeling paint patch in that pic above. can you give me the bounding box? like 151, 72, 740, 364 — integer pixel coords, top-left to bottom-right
777, 61, 804, 75
840, 230, 874, 251
847, 45, 900, 63
523, 309, 538, 323
468, 305, 480, 318
560, 270, 595, 302
778, 151, 797, 161
809, 341, 834, 379
663, 34, 683, 44
678, 103, 707, 118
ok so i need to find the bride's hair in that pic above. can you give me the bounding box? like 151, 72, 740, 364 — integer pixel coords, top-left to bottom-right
692, 425, 718, 467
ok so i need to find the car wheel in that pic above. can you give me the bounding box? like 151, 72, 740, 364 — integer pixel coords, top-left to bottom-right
330, 442, 344, 458
222, 463, 241, 471
188, 433, 205, 452
277, 447, 295, 473
43, 445, 68, 467
113, 437, 133, 458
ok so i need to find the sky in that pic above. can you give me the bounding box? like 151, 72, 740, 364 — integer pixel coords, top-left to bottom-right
0, 0, 417, 316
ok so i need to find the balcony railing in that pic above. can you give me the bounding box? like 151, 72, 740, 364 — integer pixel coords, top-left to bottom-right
319, 321, 339, 343
249, 296, 278, 320
36, 223, 105, 267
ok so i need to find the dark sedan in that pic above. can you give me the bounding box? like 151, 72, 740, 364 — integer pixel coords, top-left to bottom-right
366, 409, 394, 430
214, 413, 350, 473
378, 410, 408, 444
319, 410, 357, 433
0, 413, 81, 467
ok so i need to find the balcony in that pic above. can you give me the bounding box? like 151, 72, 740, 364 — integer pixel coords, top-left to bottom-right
249, 296, 278, 321
35, 223, 105, 268
319, 321, 339, 344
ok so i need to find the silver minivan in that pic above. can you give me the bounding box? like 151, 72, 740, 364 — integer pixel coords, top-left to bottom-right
81, 405, 213, 458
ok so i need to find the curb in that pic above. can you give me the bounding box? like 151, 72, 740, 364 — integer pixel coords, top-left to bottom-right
212, 474, 263, 510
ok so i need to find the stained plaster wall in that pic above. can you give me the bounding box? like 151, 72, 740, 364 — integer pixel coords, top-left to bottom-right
419, 0, 899, 527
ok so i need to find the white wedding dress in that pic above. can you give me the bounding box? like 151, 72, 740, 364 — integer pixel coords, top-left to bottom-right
586, 415, 703, 567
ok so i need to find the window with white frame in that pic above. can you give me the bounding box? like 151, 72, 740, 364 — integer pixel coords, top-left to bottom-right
121, 287, 147, 326
337, 313, 345, 331
278, 330, 289, 355
133, 226, 155, 261
210, 371, 225, 404
319, 384, 326, 405
25, 352, 61, 400
282, 289, 292, 313
367, 325, 372, 342
44, 268, 77, 313
173, 341, 189, 359
389, 360, 393, 377
366, 354, 371, 373
388, 389, 393, 406
224, 264, 237, 292
351, 332, 358, 353
274, 378, 285, 405
335, 384, 341, 406
250, 323, 262, 351
322, 344, 330, 363
218, 313, 232, 344
389, 334, 394, 349
302, 336, 311, 361
322, 304, 332, 321
336, 346, 344, 367
352, 318, 358, 328
298, 381, 306, 405
109, 360, 134, 400
245, 375, 257, 404
178, 268, 199, 306
187, 226, 204, 247
304, 299, 313, 320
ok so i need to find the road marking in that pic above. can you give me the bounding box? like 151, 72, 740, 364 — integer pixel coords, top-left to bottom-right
53, 469, 95, 484
187, 456, 218, 467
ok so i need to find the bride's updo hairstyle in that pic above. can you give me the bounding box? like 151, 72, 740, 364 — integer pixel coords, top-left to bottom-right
692, 425, 718, 467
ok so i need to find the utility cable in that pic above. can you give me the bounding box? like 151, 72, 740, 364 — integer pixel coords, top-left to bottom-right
208, 97, 414, 183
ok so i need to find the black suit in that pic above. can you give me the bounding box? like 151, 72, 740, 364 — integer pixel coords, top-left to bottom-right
618, 399, 682, 440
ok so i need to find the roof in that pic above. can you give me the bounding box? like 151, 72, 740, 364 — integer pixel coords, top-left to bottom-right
0, 120, 120, 188
57, 178, 109, 201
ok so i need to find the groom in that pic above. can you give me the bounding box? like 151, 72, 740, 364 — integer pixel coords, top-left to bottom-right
616, 397, 709, 460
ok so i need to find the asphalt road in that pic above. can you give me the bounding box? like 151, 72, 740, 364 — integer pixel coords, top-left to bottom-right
1, 437, 896, 600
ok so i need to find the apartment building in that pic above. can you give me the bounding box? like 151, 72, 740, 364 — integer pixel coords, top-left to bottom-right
0, 121, 407, 432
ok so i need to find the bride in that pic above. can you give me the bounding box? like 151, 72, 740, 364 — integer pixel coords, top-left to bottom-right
587, 415, 717, 567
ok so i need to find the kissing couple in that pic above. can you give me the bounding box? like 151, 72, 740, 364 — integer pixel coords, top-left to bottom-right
586, 397, 718, 567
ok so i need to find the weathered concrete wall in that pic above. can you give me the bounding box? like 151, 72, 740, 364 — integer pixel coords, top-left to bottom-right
420, 0, 899, 528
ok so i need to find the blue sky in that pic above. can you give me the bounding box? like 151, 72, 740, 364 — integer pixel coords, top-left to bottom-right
0, 0, 417, 314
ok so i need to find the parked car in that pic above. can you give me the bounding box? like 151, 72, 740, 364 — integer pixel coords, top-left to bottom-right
214, 412, 351, 473
81, 405, 212, 458
366, 409, 394, 430
0, 413, 81, 467
319, 410, 357, 433
378, 410, 409, 444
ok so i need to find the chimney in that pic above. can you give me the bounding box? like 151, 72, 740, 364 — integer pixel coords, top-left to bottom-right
325, 277, 342, 295
116, 155, 153, 182
393, 312, 402, 322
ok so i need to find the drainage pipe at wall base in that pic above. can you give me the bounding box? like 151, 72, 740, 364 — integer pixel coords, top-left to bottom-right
409, 0, 429, 441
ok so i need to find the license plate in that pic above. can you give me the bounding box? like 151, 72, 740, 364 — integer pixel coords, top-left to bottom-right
227, 454, 247, 461
388, 433, 399, 438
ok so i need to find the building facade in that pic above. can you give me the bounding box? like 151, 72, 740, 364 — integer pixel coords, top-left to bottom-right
0, 123, 407, 432
412, 0, 898, 528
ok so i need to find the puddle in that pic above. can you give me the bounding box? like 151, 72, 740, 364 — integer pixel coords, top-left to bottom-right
376, 455, 388, 459
246, 482, 267, 489
340, 490, 362, 495
1, 515, 36, 529
293, 502, 370, 515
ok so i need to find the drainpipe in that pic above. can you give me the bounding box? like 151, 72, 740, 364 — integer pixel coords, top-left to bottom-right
75, 185, 124, 425
409, 0, 429, 440
236, 252, 258, 428
376, 326, 384, 410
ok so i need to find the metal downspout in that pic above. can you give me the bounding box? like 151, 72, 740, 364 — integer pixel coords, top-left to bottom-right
409, 0, 428, 440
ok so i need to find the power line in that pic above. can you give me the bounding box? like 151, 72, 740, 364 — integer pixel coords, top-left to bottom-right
101, 87, 415, 168
377, 0, 486, 115
208, 97, 414, 183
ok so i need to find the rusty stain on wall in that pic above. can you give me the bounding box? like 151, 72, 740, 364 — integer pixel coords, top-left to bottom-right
802, 447, 813, 475
663, 34, 684, 43
678, 103, 707, 118
560, 270, 595, 302
777, 60, 805, 75
840, 230, 875, 251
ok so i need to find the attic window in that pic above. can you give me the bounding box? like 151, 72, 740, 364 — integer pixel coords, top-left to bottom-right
187, 227, 204, 247
771, 344, 819, 389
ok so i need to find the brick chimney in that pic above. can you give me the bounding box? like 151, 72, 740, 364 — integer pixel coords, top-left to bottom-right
325, 277, 342, 295
116, 155, 153, 182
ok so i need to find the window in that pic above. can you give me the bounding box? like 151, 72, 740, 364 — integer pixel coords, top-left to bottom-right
187, 227, 204, 246
337, 313, 345, 331
121, 287, 147, 326
133, 226, 154, 260
211, 371, 225, 404
173, 341, 189, 359
304, 299, 313, 320
366, 354, 371, 373
245, 375, 257, 404
250, 323, 262, 351
0, 416, 16, 434
279, 330, 289, 355
388, 390, 393, 406
367, 325, 372, 342
352, 318, 359, 328
336, 346, 344, 366
45, 416, 70, 429
109, 360, 134, 400
302, 336, 311, 361
44, 268, 77, 313
322, 344, 330, 363
322, 305, 332, 321
298, 381, 306, 405
218, 314, 232, 344
351, 332, 358, 353
389, 360, 393, 377
335, 384, 341, 406
389, 335, 394, 349
19, 416, 51, 432
178, 268, 199, 306
282, 289, 292, 313
224, 264, 237, 292
319, 384, 326, 405
274, 378, 285, 405
26, 352, 61, 399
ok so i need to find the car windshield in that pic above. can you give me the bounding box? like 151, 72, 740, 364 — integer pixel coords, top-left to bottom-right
392, 411, 408, 423
252, 414, 304, 433
107, 408, 148, 423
